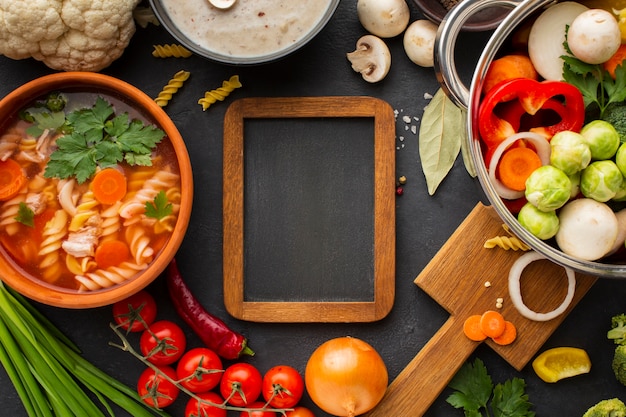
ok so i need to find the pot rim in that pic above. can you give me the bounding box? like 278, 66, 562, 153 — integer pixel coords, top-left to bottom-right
0, 72, 194, 306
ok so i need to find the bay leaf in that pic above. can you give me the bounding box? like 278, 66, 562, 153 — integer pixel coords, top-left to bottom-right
418, 88, 466, 195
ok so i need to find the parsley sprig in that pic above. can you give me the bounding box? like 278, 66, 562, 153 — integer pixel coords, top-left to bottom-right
43, 97, 165, 183
145, 190, 173, 220
446, 358, 535, 417
562, 31, 626, 119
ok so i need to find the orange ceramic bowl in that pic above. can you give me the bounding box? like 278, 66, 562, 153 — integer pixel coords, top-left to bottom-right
0, 72, 193, 308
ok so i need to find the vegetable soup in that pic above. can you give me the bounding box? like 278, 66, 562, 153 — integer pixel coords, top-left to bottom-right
0, 90, 182, 291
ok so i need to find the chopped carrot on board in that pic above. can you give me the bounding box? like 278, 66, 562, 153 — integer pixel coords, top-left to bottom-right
463, 314, 488, 341
479, 310, 507, 339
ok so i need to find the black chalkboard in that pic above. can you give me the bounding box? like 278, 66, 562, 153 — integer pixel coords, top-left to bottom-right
223, 96, 395, 322
243, 117, 375, 302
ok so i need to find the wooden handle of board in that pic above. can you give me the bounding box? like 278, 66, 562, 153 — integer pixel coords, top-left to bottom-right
364, 316, 478, 417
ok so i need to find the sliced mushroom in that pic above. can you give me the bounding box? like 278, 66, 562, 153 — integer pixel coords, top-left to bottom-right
346, 35, 391, 83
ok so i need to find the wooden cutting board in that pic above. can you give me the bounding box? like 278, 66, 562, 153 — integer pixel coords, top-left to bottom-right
364, 202, 597, 417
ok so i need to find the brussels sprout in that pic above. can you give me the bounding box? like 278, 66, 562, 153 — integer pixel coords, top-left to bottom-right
580, 120, 620, 160
568, 171, 581, 199
525, 165, 572, 211
518, 202, 560, 240
549, 130, 591, 175
580, 160, 623, 202
615, 142, 626, 178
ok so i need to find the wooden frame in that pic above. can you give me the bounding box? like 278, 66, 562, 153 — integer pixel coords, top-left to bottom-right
223, 97, 395, 322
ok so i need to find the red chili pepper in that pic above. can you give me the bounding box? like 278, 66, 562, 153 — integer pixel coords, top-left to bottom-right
478, 78, 585, 148
166, 258, 254, 360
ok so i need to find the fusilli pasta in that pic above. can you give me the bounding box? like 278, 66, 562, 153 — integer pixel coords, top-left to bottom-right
75, 261, 147, 291
197, 75, 242, 111
484, 224, 531, 251
38, 209, 69, 283
152, 44, 192, 58
154, 70, 191, 107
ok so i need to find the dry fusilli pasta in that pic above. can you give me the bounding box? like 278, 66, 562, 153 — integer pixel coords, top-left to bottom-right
154, 70, 191, 107
152, 44, 192, 58
484, 224, 531, 251
198, 75, 242, 111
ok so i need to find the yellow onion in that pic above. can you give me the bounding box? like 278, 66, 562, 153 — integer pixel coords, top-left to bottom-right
304, 336, 388, 417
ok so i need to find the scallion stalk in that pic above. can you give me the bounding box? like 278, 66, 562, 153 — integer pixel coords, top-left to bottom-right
0, 281, 171, 417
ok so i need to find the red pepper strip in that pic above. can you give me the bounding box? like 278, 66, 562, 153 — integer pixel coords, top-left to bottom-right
167, 258, 254, 360
478, 78, 585, 148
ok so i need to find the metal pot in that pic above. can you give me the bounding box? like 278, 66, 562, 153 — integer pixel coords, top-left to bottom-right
435, 0, 626, 278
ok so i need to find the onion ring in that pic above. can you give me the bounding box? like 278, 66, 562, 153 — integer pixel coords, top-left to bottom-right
508, 251, 576, 321
488, 132, 552, 200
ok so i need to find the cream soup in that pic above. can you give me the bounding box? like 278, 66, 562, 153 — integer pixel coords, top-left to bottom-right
161, 0, 334, 59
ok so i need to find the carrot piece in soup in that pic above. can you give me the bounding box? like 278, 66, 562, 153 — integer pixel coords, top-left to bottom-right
497, 147, 542, 191
479, 310, 507, 338
482, 54, 538, 94
0, 159, 26, 201
91, 168, 128, 204
463, 314, 488, 341
95, 240, 131, 269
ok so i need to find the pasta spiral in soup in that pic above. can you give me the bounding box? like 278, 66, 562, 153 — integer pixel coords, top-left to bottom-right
0, 91, 182, 291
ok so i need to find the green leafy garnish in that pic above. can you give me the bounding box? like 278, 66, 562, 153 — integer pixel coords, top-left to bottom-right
562, 32, 626, 119
446, 358, 535, 417
145, 190, 173, 220
14, 202, 34, 228
43, 97, 165, 183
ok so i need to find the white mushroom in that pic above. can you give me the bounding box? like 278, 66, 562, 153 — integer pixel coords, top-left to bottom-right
346, 35, 391, 83
357, 0, 410, 38
555, 198, 618, 261
403, 20, 438, 68
568, 8, 621, 64
608, 208, 626, 255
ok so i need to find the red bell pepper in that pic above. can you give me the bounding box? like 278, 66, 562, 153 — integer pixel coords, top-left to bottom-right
478, 78, 585, 148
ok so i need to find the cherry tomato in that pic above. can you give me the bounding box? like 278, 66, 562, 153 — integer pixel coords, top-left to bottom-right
137, 365, 179, 408
239, 401, 277, 417
112, 290, 157, 332
177, 347, 223, 393
261, 365, 304, 408
285, 407, 316, 417
140, 320, 187, 365
220, 363, 262, 406
184, 391, 226, 417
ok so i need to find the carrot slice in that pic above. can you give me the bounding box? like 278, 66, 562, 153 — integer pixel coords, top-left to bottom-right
604, 44, 626, 79
91, 168, 127, 205
463, 314, 488, 341
482, 54, 538, 94
492, 321, 517, 346
497, 147, 542, 191
95, 240, 131, 269
479, 310, 506, 338
0, 158, 26, 201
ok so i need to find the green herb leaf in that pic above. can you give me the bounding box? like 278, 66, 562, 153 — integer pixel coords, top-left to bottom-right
562, 37, 626, 118
447, 358, 493, 414
491, 378, 535, 417
15, 203, 34, 227
43, 97, 165, 183
419, 88, 465, 195
447, 358, 534, 417
145, 190, 173, 220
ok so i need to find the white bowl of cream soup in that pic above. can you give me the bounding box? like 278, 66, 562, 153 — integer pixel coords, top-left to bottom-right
149, 0, 340, 64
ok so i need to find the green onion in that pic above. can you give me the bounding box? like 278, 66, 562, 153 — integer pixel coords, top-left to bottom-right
0, 281, 171, 417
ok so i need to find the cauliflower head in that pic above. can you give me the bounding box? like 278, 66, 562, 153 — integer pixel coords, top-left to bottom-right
0, 0, 141, 71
